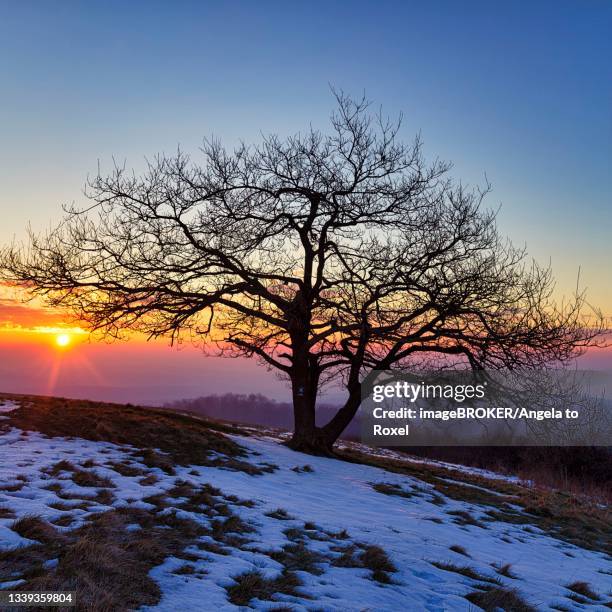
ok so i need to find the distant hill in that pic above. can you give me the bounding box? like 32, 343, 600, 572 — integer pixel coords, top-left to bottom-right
164, 392, 362, 439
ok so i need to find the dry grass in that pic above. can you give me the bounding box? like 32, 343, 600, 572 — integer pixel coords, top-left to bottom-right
71, 468, 115, 489
5, 477, 400, 607
326, 528, 349, 540
271, 542, 325, 575
0, 542, 54, 582
565, 580, 601, 601
11, 515, 68, 545
226, 570, 302, 606
430, 560, 498, 584
283, 526, 305, 542
265, 508, 295, 520
331, 543, 360, 568
0, 461, 265, 610
44, 459, 76, 476
44, 459, 116, 489
273, 522, 398, 585
466, 585, 536, 611
47, 483, 115, 506
372, 482, 416, 499
447, 509, 486, 528
360, 545, 396, 583
173, 563, 196, 575
328, 539, 397, 584
291, 464, 314, 473
48, 501, 91, 512
0, 505, 16, 519
371, 481, 444, 507
493, 562, 518, 579
0, 482, 24, 492
2, 394, 266, 475
52, 514, 76, 527
138, 474, 159, 486
449, 544, 470, 557
106, 461, 147, 477
340, 448, 612, 554
2, 503, 211, 611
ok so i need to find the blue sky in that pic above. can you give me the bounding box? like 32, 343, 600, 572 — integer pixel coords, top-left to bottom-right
1, 1, 610, 309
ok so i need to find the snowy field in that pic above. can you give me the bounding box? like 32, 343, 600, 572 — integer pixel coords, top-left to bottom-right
0, 398, 610, 610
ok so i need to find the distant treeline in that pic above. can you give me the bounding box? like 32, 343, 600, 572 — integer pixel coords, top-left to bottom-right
164, 393, 361, 438
399, 445, 611, 501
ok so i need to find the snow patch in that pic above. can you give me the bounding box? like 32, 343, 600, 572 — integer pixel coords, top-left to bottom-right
0, 421, 608, 611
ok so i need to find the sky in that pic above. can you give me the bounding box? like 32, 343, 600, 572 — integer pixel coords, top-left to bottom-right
0, 1, 610, 403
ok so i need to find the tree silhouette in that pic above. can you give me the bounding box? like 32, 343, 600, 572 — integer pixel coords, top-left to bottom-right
1, 93, 605, 453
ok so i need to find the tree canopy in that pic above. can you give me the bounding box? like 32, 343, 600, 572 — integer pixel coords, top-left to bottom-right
1, 93, 605, 453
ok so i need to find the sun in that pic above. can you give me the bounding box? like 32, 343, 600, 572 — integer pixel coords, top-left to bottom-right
55, 333, 72, 348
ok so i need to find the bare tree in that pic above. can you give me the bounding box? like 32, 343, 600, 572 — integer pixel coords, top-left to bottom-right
1, 93, 605, 454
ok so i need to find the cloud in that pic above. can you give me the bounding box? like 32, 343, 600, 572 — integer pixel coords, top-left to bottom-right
0, 299, 68, 331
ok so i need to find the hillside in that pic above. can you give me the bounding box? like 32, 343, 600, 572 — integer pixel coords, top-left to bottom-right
0, 394, 610, 611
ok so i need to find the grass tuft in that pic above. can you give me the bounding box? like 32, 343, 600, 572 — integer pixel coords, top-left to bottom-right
226, 570, 301, 606
11, 516, 66, 545
466, 586, 536, 611
565, 581, 600, 600
449, 544, 470, 557
430, 560, 497, 583
493, 562, 518, 579
291, 464, 314, 473
271, 542, 324, 575
265, 508, 294, 521
360, 545, 396, 574
447, 509, 486, 528
71, 469, 115, 489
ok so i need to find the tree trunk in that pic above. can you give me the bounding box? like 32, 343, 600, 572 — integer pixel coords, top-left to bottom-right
287, 378, 362, 456
286, 364, 336, 455
320, 388, 362, 448
287, 419, 335, 456
285, 322, 334, 454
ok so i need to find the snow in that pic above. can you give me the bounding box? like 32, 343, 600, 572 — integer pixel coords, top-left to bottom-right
244, 425, 527, 485
149, 435, 610, 611
0, 399, 610, 611
0, 400, 19, 416
335, 439, 526, 485
0, 579, 25, 589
